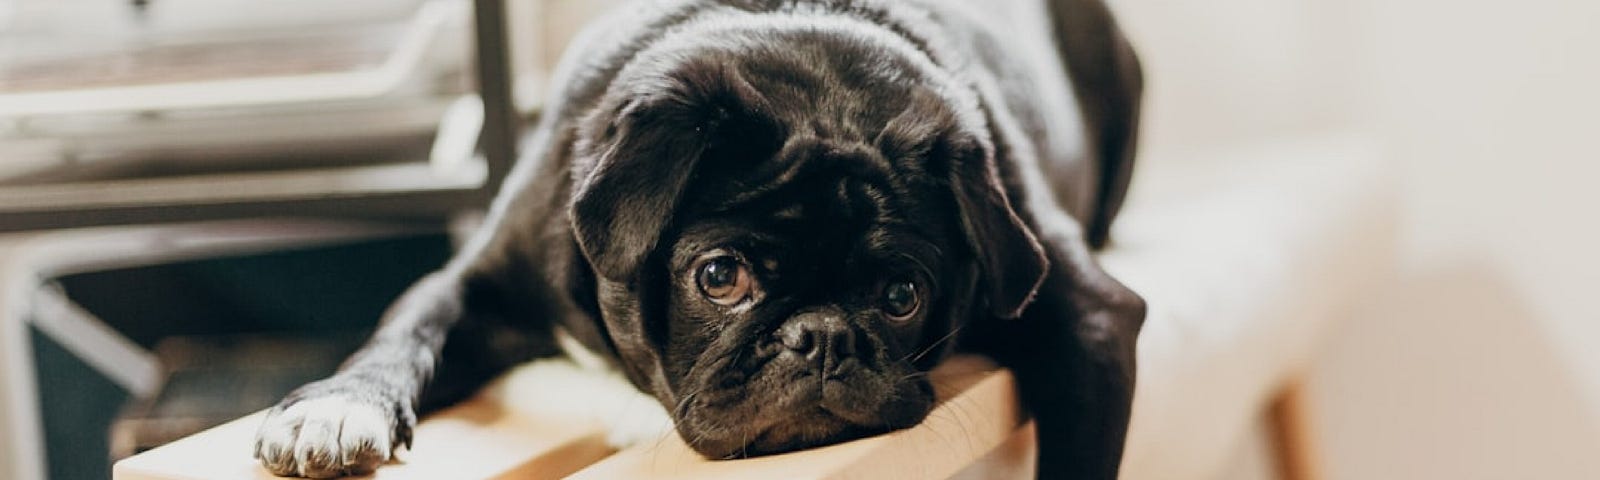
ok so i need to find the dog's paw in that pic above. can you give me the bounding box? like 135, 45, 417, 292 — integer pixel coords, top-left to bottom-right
254, 386, 414, 478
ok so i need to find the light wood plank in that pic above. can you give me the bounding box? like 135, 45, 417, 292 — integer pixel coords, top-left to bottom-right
113, 355, 1028, 480
113, 394, 615, 480
565, 356, 1024, 480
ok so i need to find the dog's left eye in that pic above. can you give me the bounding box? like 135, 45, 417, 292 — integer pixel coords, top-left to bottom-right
697, 256, 753, 306
881, 279, 920, 320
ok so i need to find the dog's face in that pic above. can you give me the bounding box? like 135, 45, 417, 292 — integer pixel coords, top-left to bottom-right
652, 127, 972, 456
569, 27, 1046, 459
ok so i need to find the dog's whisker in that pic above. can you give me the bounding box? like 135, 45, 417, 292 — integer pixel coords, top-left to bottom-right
905, 324, 964, 365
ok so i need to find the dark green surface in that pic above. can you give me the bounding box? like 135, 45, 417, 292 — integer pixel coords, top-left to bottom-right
59, 234, 454, 347
32, 325, 126, 480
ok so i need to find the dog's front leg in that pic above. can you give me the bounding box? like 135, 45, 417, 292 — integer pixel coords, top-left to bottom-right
977, 220, 1145, 479
253, 270, 510, 478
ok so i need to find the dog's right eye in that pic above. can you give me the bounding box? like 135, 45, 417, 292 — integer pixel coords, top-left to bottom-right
697, 256, 753, 306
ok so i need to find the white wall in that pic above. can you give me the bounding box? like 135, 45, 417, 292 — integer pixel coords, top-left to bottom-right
1113, 0, 1600, 478
1313, 0, 1600, 478
1114, 0, 1368, 151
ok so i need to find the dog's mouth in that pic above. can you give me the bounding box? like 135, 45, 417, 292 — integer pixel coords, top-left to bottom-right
690, 405, 886, 459
674, 371, 935, 459
739, 408, 881, 457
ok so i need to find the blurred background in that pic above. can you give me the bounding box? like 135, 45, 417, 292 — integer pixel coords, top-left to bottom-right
1108, 0, 1600, 478
1, 0, 1596, 479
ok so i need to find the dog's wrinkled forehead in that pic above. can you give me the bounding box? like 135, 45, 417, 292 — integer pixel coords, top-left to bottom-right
653, 34, 978, 216
691, 138, 894, 218
570, 16, 983, 277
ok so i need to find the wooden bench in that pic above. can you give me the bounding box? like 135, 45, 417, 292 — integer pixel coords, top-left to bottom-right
114, 356, 1033, 480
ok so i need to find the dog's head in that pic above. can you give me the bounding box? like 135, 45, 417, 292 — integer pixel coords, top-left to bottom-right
568, 24, 1047, 458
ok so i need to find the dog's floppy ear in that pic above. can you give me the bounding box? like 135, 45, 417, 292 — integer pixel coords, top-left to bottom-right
570, 95, 710, 282
945, 136, 1050, 319
570, 65, 774, 282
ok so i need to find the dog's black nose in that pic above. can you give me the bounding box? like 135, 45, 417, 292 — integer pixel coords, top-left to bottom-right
778, 312, 856, 370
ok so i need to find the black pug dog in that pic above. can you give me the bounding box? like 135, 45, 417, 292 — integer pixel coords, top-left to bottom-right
254, 0, 1145, 478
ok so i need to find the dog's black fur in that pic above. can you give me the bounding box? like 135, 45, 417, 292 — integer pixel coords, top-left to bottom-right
255, 0, 1145, 478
